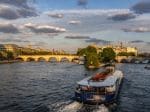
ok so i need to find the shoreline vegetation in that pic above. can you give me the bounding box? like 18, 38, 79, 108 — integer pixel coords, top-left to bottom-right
77, 45, 116, 69
0, 44, 149, 67
77, 45, 150, 69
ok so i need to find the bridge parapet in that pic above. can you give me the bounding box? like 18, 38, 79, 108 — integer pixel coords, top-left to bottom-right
16, 55, 79, 62
116, 56, 142, 63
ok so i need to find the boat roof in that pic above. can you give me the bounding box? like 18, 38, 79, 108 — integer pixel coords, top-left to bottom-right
77, 71, 121, 87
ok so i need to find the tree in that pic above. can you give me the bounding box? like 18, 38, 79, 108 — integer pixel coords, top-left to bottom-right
86, 46, 97, 53
117, 52, 135, 56
85, 53, 100, 68
101, 48, 116, 63
117, 52, 128, 56
77, 45, 97, 56
6, 51, 14, 60
0, 52, 3, 60
127, 52, 135, 56
77, 48, 87, 56
77, 45, 100, 68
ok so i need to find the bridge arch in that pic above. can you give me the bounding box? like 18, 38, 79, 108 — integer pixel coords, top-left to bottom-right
37, 57, 47, 62
120, 59, 128, 63
15, 57, 24, 61
49, 57, 58, 62
130, 58, 141, 63
26, 57, 36, 62
60, 57, 70, 62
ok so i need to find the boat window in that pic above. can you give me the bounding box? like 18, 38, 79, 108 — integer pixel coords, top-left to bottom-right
79, 86, 107, 94
106, 85, 116, 92
80, 86, 93, 91
96, 88, 106, 94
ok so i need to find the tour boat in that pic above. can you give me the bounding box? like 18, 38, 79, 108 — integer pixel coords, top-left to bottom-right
75, 66, 124, 104
79, 61, 84, 65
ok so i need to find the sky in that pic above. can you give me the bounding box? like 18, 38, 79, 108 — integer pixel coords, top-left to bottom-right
0, 0, 150, 52
34, 0, 140, 10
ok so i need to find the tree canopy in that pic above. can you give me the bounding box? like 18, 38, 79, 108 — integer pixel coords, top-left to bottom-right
117, 52, 135, 56
77, 45, 100, 68
101, 48, 116, 63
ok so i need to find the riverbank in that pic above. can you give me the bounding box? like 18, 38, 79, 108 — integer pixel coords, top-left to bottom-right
0, 60, 20, 64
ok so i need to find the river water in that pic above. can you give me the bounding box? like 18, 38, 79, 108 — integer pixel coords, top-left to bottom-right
0, 62, 150, 112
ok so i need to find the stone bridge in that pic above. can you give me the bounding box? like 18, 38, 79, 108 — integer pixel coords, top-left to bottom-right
16, 55, 79, 62
116, 56, 145, 63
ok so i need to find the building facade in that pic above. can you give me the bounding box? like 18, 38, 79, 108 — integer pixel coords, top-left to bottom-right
92, 44, 138, 56
0, 44, 18, 52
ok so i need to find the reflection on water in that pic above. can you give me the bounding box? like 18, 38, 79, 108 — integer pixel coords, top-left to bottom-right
0, 62, 150, 112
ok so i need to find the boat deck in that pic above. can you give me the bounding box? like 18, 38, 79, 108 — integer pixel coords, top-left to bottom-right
77, 70, 123, 87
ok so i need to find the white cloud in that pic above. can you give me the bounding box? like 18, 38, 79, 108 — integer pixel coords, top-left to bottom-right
123, 27, 150, 33
24, 23, 66, 34
69, 20, 81, 24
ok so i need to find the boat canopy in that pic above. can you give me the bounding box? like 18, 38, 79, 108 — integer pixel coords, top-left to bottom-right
77, 71, 122, 87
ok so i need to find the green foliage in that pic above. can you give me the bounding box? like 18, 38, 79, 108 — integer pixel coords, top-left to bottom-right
85, 53, 100, 68
77, 48, 87, 56
138, 53, 150, 58
77, 46, 97, 56
86, 46, 97, 53
117, 52, 135, 56
127, 52, 135, 56
0, 52, 3, 60
77, 45, 97, 56
6, 51, 14, 60
77, 45, 100, 68
117, 52, 128, 56
0, 51, 15, 60
101, 48, 116, 63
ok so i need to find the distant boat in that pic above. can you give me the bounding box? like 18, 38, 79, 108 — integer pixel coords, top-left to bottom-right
142, 60, 149, 64
134, 60, 141, 64
145, 64, 150, 70
79, 61, 84, 65
74, 65, 124, 104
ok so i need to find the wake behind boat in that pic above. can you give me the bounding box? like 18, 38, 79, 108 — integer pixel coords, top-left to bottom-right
75, 65, 124, 105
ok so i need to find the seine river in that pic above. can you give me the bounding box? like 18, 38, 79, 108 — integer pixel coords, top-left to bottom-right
0, 62, 150, 112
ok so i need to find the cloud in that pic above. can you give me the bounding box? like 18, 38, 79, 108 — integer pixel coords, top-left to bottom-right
0, 23, 19, 33
0, 38, 29, 43
129, 40, 145, 43
33, 42, 49, 47
0, 0, 30, 8
131, 1, 150, 14
147, 42, 150, 45
65, 35, 90, 39
122, 27, 150, 33
0, 1, 37, 20
69, 20, 81, 25
77, 0, 88, 7
86, 38, 111, 44
48, 13, 64, 18
0, 5, 20, 19
24, 23, 66, 34
108, 12, 136, 21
